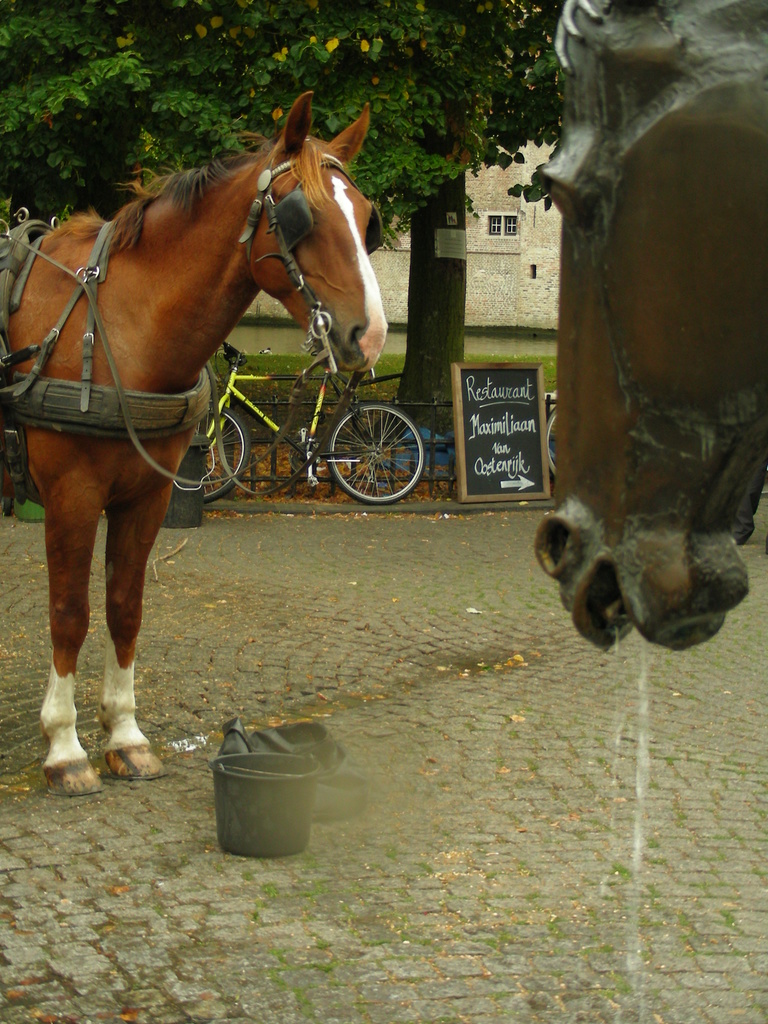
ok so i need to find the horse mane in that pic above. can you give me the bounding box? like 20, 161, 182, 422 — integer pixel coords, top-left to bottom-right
52, 135, 335, 254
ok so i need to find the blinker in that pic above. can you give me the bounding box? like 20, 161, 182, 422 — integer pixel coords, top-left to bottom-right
272, 188, 314, 251
274, 186, 383, 255
243, 155, 385, 262
365, 205, 383, 255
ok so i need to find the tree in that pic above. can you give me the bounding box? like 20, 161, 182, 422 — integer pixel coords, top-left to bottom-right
230, 1, 563, 407
0, 0, 562, 404
0, 0, 253, 216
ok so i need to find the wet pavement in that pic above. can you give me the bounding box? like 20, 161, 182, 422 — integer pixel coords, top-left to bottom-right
1, 497, 767, 1023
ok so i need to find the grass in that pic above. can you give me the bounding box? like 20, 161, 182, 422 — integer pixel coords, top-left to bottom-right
213, 349, 557, 402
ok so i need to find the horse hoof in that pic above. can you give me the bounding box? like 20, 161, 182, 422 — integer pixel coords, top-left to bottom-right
105, 746, 166, 780
44, 760, 102, 797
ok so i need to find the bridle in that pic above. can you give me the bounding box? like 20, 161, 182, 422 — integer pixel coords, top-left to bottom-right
238, 154, 383, 375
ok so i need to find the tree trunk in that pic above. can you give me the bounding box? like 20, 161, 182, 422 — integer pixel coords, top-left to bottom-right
398, 173, 466, 425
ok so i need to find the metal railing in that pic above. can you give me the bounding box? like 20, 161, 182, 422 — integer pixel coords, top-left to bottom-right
225, 376, 457, 500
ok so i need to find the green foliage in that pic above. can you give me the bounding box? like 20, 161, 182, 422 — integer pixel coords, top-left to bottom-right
0, 0, 562, 223
229, 350, 556, 402
0, 0, 562, 406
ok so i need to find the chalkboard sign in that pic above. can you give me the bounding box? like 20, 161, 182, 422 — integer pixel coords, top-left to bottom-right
451, 362, 550, 503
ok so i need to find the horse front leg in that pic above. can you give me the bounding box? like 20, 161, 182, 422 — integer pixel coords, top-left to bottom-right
41, 509, 102, 796
100, 493, 171, 780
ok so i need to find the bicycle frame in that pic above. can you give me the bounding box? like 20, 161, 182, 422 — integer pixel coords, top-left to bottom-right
209, 363, 333, 487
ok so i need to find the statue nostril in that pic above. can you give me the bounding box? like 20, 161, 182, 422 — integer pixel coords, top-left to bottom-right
572, 556, 631, 649
535, 516, 579, 578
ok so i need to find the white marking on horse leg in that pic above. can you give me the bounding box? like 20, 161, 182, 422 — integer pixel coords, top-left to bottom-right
99, 638, 149, 751
331, 175, 388, 365
40, 663, 89, 769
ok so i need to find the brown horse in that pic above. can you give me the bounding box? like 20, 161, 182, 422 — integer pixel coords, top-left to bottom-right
1, 92, 387, 795
536, 0, 768, 650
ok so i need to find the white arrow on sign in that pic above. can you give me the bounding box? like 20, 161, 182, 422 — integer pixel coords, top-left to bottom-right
500, 475, 535, 491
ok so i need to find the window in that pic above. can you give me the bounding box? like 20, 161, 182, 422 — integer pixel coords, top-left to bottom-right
488, 213, 518, 237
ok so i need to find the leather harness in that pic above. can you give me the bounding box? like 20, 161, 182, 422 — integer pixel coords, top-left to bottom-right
0, 216, 210, 504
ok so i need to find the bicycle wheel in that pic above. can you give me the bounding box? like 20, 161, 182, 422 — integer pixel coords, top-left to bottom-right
202, 407, 252, 503
546, 408, 557, 477
327, 402, 425, 505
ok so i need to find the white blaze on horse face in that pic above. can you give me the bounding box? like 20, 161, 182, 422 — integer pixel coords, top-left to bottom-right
331, 175, 388, 366
99, 638, 150, 751
40, 664, 89, 768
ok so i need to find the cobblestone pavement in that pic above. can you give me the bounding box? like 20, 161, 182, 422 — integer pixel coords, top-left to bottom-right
1, 499, 768, 1024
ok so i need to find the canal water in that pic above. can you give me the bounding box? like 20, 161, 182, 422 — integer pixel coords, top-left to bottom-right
226, 321, 557, 359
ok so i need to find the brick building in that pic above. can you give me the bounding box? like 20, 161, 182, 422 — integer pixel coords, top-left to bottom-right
248, 143, 561, 332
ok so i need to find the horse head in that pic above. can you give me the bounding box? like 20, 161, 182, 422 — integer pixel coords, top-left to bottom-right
245, 92, 387, 373
537, 0, 768, 650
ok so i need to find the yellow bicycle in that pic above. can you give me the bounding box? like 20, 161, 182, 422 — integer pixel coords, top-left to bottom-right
203, 342, 425, 505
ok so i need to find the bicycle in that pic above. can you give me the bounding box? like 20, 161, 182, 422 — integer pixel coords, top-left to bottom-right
545, 391, 557, 478
202, 341, 425, 505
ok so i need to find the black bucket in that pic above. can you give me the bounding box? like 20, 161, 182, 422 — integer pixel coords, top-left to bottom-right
209, 752, 321, 857
163, 433, 207, 529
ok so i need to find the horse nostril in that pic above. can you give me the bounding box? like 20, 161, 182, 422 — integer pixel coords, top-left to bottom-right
348, 323, 367, 351
535, 515, 580, 579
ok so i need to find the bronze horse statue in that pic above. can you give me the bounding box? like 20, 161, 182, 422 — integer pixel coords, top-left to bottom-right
536, 0, 768, 650
0, 93, 387, 794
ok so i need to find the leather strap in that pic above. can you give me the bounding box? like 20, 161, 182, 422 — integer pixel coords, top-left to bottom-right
79, 332, 94, 413
11, 224, 113, 399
